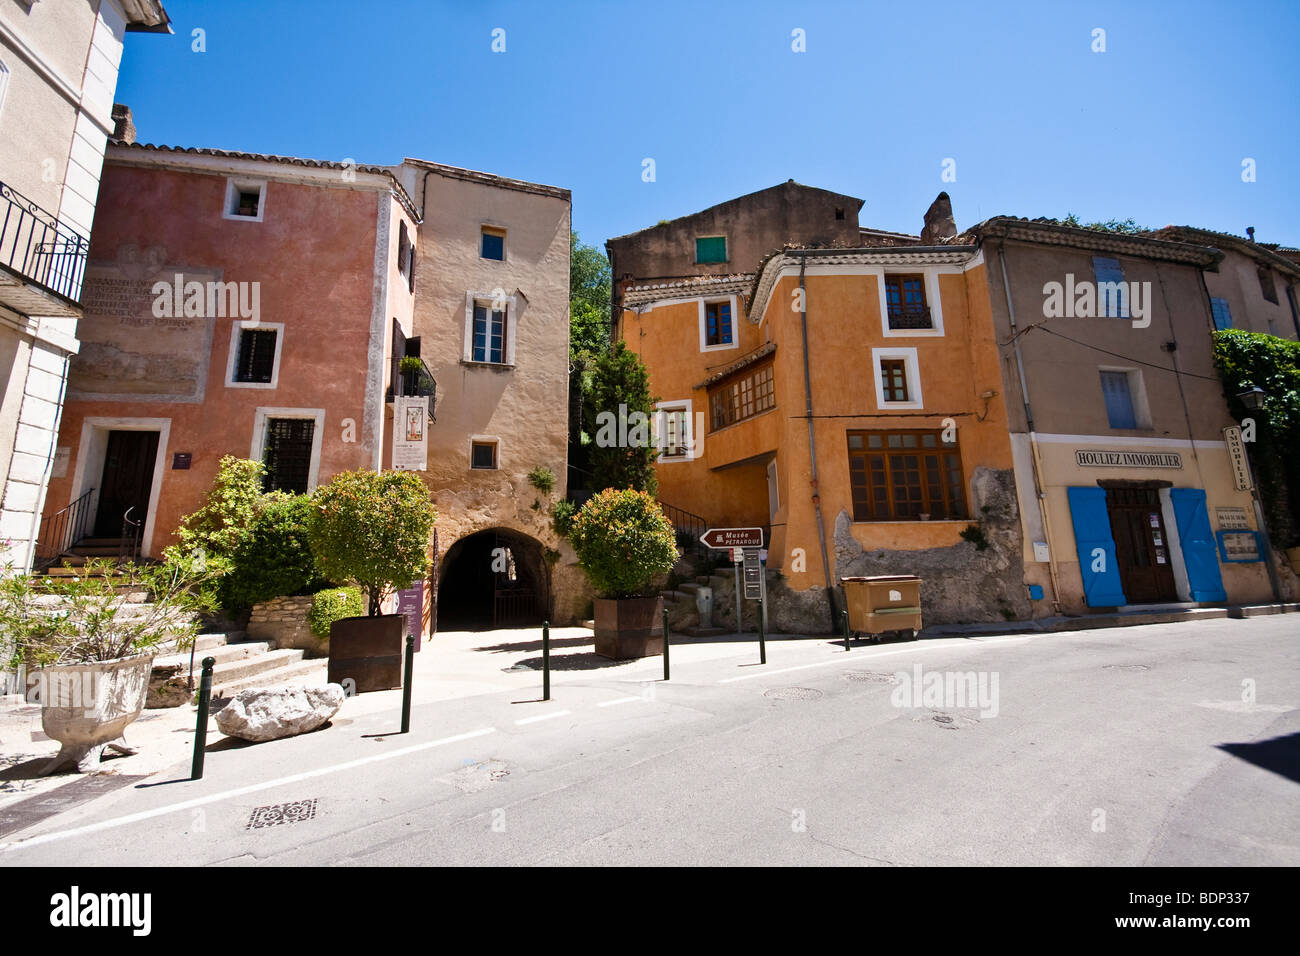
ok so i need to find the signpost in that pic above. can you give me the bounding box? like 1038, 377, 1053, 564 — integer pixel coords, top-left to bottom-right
393, 396, 429, 472
703, 528, 765, 638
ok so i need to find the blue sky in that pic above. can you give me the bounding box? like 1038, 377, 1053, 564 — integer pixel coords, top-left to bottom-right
117, 0, 1300, 250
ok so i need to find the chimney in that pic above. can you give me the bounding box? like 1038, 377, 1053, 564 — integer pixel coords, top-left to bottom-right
920, 191, 957, 244
1246, 226, 1256, 242
111, 103, 136, 144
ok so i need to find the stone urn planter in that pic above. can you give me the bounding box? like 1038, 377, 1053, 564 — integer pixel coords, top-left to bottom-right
326, 615, 405, 693
36, 652, 155, 774
594, 596, 664, 660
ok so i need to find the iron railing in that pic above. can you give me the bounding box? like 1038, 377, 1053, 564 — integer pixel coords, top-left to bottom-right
119, 507, 143, 564
887, 303, 933, 330
33, 487, 96, 572
658, 500, 709, 559
393, 358, 437, 422
0, 181, 89, 303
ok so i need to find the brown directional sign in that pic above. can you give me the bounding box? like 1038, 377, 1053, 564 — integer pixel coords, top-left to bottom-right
701, 527, 764, 550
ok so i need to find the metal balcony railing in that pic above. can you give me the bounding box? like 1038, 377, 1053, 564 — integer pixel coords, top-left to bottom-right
0, 181, 89, 304
392, 358, 437, 422
887, 303, 933, 330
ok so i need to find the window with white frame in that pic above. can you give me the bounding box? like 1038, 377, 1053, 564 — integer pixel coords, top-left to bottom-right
878, 269, 947, 337
464, 292, 517, 365
250, 408, 324, 493
698, 296, 738, 352
224, 178, 267, 221
656, 401, 692, 460
871, 347, 922, 409
226, 322, 284, 388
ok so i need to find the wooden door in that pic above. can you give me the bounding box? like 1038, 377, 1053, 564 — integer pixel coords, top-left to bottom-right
1105, 487, 1177, 604
94, 430, 159, 538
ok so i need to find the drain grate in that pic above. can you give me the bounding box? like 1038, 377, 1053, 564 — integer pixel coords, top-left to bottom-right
247, 798, 318, 830
844, 670, 900, 685
763, 687, 824, 701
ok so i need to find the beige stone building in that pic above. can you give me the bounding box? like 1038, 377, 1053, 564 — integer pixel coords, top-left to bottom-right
973, 218, 1296, 615
0, 0, 169, 571
388, 161, 583, 627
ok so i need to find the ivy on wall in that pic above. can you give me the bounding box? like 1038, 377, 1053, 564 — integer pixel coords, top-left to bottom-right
1212, 330, 1300, 548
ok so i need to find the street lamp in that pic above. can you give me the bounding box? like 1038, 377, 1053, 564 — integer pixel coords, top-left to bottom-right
1237, 386, 1267, 412
1234, 387, 1282, 603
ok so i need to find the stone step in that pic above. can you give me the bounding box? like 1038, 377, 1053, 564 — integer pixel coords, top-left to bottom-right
208, 648, 306, 686
210, 658, 329, 698
156, 630, 240, 656
67, 545, 125, 557
154, 641, 271, 671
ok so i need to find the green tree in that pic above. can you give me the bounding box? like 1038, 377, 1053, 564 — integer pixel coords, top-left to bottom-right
570, 231, 612, 362
1212, 329, 1300, 547
584, 340, 659, 494
306, 469, 438, 616
1058, 214, 1148, 234
568, 489, 678, 599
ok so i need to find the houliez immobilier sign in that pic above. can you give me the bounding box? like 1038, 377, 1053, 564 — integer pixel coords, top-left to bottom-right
1074, 449, 1183, 469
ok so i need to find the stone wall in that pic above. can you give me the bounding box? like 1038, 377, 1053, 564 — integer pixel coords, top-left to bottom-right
832, 467, 1030, 628
248, 595, 327, 657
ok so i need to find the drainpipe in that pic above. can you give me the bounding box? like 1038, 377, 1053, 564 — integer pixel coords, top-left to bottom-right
997, 237, 1063, 614
796, 255, 837, 631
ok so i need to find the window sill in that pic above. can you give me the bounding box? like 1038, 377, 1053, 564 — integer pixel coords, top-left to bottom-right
461, 359, 515, 370
226, 380, 278, 389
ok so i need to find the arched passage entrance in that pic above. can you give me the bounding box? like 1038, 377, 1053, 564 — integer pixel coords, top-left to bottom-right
437, 528, 550, 630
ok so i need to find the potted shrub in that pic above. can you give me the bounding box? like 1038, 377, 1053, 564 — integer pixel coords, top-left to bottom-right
568, 488, 678, 660
307, 469, 437, 692
0, 557, 213, 773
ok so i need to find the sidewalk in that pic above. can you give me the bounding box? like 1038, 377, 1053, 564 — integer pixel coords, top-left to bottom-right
922, 601, 1299, 638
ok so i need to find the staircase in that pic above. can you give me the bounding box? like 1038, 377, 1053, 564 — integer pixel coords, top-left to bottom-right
39, 537, 134, 577
661, 575, 731, 636
153, 629, 327, 700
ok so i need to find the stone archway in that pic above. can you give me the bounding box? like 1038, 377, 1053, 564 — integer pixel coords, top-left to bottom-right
437, 527, 551, 631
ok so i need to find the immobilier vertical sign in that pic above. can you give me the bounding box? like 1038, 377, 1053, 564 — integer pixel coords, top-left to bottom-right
1223, 425, 1253, 492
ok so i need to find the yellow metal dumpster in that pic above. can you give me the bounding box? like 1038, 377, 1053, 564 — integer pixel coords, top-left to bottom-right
841, 575, 921, 641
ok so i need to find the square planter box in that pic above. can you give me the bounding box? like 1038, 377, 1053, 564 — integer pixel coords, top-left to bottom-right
594, 596, 664, 660
327, 614, 405, 693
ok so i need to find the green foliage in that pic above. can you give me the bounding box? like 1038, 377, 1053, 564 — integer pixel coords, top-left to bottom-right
583, 340, 659, 494
307, 586, 364, 639
399, 355, 423, 373
528, 466, 556, 494
568, 488, 678, 599
307, 469, 438, 615
167, 455, 266, 579
570, 231, 612, 363
0, 557, 216, 668
551, 499, 577, 537
1212, 329, 1300, 546
221, 495, 326, 608
1057, 214, 1148, 234
960, 524, 989, 551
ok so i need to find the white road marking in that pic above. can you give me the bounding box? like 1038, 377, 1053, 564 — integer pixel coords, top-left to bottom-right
0, 727, 497, 853
718, 639, 977, 683
514, 710, 572, 725
597, 696, 644, 707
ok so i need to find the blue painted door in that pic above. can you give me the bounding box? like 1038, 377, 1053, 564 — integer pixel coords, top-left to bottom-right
1068, 486, 1127, 606
1170, 489, 1227, 602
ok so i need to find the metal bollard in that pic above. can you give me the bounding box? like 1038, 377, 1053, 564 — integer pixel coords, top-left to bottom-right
191, 656, 215, 780
758, 597, 767, 665
662, 607, 671, 681
542, 620, 551, 701
400, 635, 415, 734
841, 609, 851, 652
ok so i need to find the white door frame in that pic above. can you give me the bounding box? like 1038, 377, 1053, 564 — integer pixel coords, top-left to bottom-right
70, 417, 171, 558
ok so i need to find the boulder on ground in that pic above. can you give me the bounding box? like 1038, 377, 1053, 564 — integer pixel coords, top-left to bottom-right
215, 684, 345, 742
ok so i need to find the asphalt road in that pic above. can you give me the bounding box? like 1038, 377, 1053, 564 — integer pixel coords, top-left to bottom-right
2, 615, 1297, 866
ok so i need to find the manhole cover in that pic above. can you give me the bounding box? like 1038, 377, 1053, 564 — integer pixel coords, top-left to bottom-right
844, 671, 900, 684
1103, 663, 1152, 672
247, 798, 317, 830
763, 687, 823, 701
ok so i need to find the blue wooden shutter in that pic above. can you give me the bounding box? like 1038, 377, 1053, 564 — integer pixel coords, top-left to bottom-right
1067, 486, 1126, 606
1170, 488, 1227, 602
